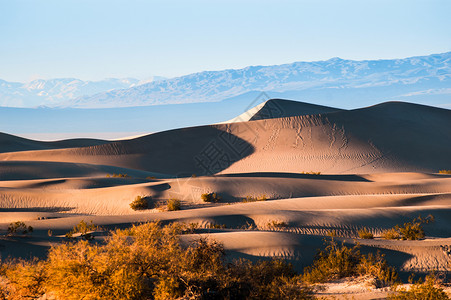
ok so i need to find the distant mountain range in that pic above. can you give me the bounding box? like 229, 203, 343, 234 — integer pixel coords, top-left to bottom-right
0, 52, 449, 109
0, 76, 166, 107
70, 52, 451, 109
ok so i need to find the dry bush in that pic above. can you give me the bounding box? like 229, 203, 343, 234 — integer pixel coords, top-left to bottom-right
303, 239, 399, 287
389, 273, 449, 299
300, 171, 321, 175
242, 195, 267, 203
358, 227, 374, 239
201, 193, 221, 203
167, 198, 181, 211
0, 222, 315, 299
381, 228, 401, 240
438, 170, 451, 174
381, 215, 434, 240
130, 195, 149, 210
267, 220, 288, 229
7, 221, 33, 236
65, 220, 97, 240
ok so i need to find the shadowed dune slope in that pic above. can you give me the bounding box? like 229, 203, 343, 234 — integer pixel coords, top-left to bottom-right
0, 132, 109, 153
0, 101, 450, 175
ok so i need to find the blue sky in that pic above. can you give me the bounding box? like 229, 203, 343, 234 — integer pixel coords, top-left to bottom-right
1, 0, 450, 82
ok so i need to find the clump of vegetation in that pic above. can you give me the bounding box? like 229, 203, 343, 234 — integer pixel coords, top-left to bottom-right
267, 220, 288, 229
146, 176, 156, 180
358, 227, 374, 239
65, 220, 97, 240
242, 195, 267, 203
0, 222, 314, 300
382, 215, 434, 240
303, 239, 399, 287
300, 171, 321, 175
381, 228, 401, 240
207, 223, 227, 229
106, 173, 130, 178
438, 170, 451, 174
167, 198, 181, 211
389, 273, 449, 299
130, 195, 149, 210
7, 221, 33, 236
201, 192, 221, 203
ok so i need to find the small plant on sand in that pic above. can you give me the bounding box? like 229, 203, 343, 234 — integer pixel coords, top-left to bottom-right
7, 221, 33, 236
130, 195, 149, 210
303, 239, 399, 287
167, 198, 181, 211
358, 227, 374, 239
389, 273, 449, 299
201, 192, 221, 203
146, 176, 156, 180
106, 173, 130, 178
242, 195, 267, 203
382, 215, 434, 240
438, 170, 451, 174
65, 220, 97, 240
300, 171, 321, 175
267, 220, 288, 229
381, 228, 401, 240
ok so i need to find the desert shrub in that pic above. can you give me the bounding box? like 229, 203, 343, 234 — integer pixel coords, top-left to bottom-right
242, 195, 267, 203
300, 171, 321, 175
167, 198, 181, 211
1, 258, 46, 299
65, 220, 97, 240
438, 170, 451, 174
201, 192, 221, 203
107, 173, 130, 178
303, 239, 399, 286
267, 220, 288, 229
146, 176, 156, 180
389, 273, 449, 299
130, 195, 149, 210
358, 227, 374, 239
381, 215, 434, 240
0, 222, 315, 300
7, 221, 33, 236
382, 228, 401, 240
398, 215, 434, 240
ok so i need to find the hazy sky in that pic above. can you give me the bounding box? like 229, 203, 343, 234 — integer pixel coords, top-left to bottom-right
1, 0, 450, 82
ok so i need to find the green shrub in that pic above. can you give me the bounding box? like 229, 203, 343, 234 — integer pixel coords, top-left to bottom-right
7, 221, 33, 236
242, 195, 267, 203
201, 193, 221, 203
438, 170, 451, 174
167, 198, 181, 211
130, 195, 149, 210
303, 239, 398, 286
358, 227, 374, 239
389, 273, 449, 299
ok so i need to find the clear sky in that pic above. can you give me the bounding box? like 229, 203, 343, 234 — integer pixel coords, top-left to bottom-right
1, 0, 450, 82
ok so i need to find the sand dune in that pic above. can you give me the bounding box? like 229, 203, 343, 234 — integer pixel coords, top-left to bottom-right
0, 100, 450, 287
0, 100, 449, 175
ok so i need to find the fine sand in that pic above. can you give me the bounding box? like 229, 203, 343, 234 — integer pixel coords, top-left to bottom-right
0, 99, 450, 298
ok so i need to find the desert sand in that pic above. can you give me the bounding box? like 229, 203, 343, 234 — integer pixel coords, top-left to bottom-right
1, 99, 450, 298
